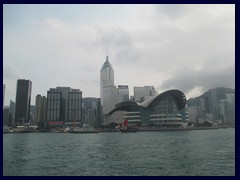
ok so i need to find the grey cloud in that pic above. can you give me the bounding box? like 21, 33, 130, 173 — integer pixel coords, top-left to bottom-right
160, 64, 235, 96
3, 63, 22, 104
96, 26, 140, 64
159, 67, 197, 93
97, 27, 131, 47
80, 65, 98, 73
196, 65, 235, 92
154, 4, 191, 19
3, 63, 21, 80
133, 4, 234, 75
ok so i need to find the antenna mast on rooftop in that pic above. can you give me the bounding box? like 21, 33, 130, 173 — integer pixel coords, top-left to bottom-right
106, 47, 109, 60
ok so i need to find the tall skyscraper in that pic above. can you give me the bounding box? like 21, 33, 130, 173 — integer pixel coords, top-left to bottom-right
100, 56, 114, 89
82, 97, 101, 127
187, 87, 235, 124
9, 100, 15, 126
56, 87, 71, 122
3, 106, 10, 126
35, 95, 42, 123
15, 79, 32, 125
46, 87, 82, 128
35, 95, 47, 127
100, 56, 117, 124
226, 93, 235, 123
46, 88, 63, 127
67, 89, 82, 127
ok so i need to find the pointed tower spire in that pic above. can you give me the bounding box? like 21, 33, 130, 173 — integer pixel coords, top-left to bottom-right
101, 52, 112, 69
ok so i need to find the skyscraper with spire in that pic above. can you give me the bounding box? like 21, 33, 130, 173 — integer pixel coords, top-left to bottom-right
100, 56, 117, 124
100, 56, 114, 90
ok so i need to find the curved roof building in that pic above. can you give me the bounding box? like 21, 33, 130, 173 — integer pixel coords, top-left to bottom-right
108, 89, 187, 127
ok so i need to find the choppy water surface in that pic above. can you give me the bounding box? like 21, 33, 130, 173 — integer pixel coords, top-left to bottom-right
3, 128, 235, 176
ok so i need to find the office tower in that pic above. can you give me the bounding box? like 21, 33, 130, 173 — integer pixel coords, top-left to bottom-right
15, 79, 32, 125
35, 95, 42, 124
42, 96, 47, 126
187, 87, 235, 123
82, 97, 101, 127
219, 99, 229, 124
9, 100, 15, 126
67, 89, 82, 127
3, 106, 10, 126
226, 93, 235, 123
116, 85, 129, 103
219, 93, 235, 124
134, 86, 157, 102
56, 87, 71, 122
187, 106, 197, 123
46, 88, 63, 127
35, 95, 47, 127
46, 87, 82, 128
100, 56, 114, 89
100, 56, 117, 117
29, 105, 36, 124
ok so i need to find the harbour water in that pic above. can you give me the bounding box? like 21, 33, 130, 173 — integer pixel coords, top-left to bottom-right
3, 128, 235, 176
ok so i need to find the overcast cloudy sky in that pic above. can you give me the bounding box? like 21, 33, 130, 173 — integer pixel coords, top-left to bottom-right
3, 4, 235, 105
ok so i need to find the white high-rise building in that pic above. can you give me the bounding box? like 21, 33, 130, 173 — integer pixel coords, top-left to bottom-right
134, 86, 157, 102
116, 85, 129, 103
100, 56, 114, 89
100, 56, 117, 123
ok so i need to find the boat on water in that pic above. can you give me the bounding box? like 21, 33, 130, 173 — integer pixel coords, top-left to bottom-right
12, 127, 35, 133
118, 119, 138, 133
3, 126, 13, 133
69, 129, 99, 133
120, 127, 138, 133
69, 124, 99, 133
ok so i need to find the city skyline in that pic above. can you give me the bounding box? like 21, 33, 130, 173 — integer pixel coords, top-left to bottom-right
3, 4, 235, 105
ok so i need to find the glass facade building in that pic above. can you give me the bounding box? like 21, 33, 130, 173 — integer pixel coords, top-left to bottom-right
187, 87, 235, 124
15, 79, 32, 125
35, 95, 47, 126
56, 87, 71, 122
67, 89, 82, 126
9, 100, 15, 126
46, 89, 62, 126
109, 90, 187, 127
46, 88, 82, 127
82, 97, 102, 127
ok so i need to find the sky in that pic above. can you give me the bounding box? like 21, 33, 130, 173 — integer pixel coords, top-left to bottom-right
3, 4, 235, 105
